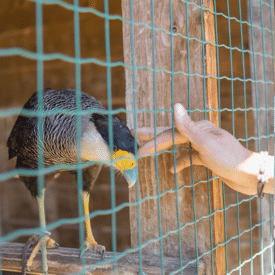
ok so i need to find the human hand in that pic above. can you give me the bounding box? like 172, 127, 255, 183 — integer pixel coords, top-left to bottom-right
132, 104, 259, 195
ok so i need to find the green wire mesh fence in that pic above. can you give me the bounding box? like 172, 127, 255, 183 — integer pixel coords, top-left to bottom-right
0, 0, 274, 274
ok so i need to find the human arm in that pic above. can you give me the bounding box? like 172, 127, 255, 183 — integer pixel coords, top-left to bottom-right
133, 104, 274, 196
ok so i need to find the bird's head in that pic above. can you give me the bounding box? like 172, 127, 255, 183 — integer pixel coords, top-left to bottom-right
86, 113, 139, 188
112, 149, 137, 188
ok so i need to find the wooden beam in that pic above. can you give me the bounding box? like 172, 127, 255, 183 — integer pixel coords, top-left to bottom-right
247, 0, 274, 153
203, 1, 225, 274
0, 242, 204, 274
247, 0, 274, 273
122, 0, 212, 274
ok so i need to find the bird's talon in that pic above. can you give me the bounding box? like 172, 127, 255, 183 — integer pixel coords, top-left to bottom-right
46, 237, 59, 249
23, 234, 58, 275
84, 242, 90, 252
80, 240, 105, 259
79, 243, 88, 258
101, 248, 105, 260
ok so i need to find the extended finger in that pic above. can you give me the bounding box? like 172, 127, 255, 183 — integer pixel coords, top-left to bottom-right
174, 104, 202, 150
169, 151, 202, 173
130, 127, 172, 140
137, 129, 185, 156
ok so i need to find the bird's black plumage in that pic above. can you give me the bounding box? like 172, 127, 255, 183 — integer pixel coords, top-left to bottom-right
91, 113, 136, 155
7, 88, 137, 196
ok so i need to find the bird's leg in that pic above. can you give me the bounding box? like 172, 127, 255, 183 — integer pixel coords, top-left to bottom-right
22, 189, 59, 275
81, 190, 105, 259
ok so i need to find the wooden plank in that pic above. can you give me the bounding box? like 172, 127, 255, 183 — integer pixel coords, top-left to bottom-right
247, 0, 274, 152
122, 0, 212, 273
0, 242, 204, 274
203, 1, 225, 274
246, 0, 274, 273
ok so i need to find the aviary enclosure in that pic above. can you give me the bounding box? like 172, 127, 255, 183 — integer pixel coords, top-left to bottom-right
0, 0, 273, 274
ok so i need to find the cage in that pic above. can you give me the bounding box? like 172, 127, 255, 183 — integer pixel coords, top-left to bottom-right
0, 0, 274, 274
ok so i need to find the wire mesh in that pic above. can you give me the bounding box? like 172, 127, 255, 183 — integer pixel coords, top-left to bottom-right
0, 0, 274, 274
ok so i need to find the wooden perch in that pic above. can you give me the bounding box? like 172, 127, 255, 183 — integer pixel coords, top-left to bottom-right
1, 242, 205, 274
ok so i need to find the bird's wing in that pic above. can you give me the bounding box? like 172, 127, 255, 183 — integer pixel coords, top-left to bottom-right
7, 114, 38, 159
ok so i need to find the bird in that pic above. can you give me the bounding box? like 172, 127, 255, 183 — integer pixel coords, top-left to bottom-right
7, 88, 139, 274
